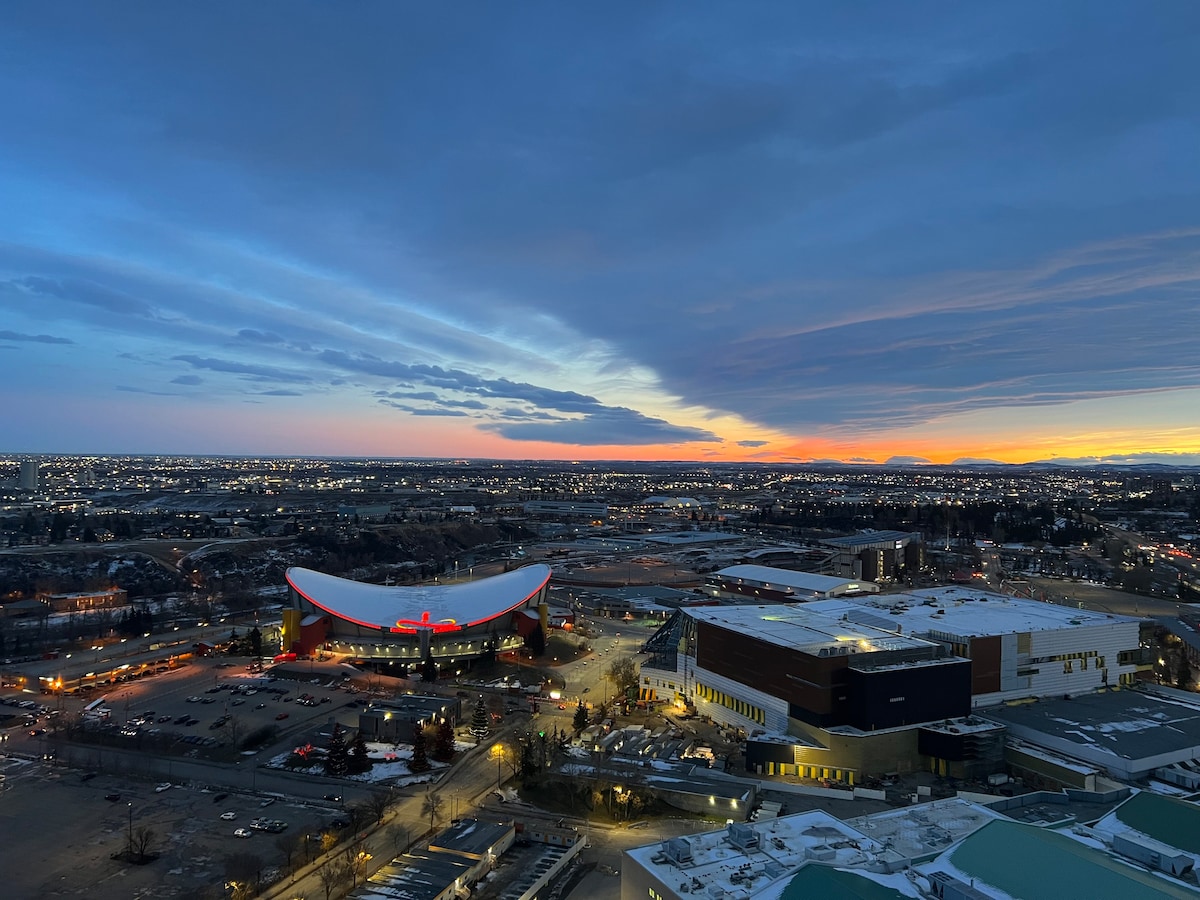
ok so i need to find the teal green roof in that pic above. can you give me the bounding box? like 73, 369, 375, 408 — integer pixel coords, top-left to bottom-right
779, 865, 911, 900
1113, 791, 1200, 856
946, 819, 1196, 899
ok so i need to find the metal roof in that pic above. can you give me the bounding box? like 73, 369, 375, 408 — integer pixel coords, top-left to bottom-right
716, 564, 879, 594
979, 689, 1200, 763
286, 564, 550, 631
1107, 791, 1200, 856
933, 818, 1198, 899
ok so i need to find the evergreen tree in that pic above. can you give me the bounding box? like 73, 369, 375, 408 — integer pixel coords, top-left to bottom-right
573, 700, 588, 733
409, 723, 431, 773
518, 733, 537, 778
421, 650, 438, 683
325, 724, 349, 777
249, 626, 263, 658
433, 718, 455, 762
470, 695, 490, 738
349, 730, 371, 774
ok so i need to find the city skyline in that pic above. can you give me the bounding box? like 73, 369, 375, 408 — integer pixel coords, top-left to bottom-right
2, 4, 1199, 465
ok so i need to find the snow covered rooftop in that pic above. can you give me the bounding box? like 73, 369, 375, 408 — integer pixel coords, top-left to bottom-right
684, 604, 941, 656
715, 564, 880, 595
625, 809, 886, 898
980, 688, 1200, 766
811, 586, 1143, 640
286, 563, 551, 631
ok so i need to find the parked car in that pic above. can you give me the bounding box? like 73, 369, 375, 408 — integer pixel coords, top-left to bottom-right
155, 782, 172, 793
233, 828, 252, 838
220, 811, 237, 821
275, 712, 289, 720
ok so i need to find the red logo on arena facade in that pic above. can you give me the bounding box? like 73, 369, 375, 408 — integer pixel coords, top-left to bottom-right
391, 610, 460, 634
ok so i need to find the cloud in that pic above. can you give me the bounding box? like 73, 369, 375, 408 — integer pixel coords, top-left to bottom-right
173, 354, 312, 383
13, 275, 154, 317
116, 385, 179, 396
237, 328, 284, 343
0, 329, 73, 344
170, 374, 203, 385
484, 406, 722, 446
883, 456, 933, 466
2, 5, 1199, 460
258, 389, 304, 397
378, 399, 470, 417
1033, 452, 1200, 467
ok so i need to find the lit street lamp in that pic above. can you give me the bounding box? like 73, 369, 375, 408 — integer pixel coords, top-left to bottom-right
491, 743, 504, 791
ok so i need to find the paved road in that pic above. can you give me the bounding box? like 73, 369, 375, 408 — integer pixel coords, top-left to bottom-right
260, 715, 534, 900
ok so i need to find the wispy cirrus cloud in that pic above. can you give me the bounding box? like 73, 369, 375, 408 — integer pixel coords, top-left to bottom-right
172, 354, 312, 384
0, 329, 73, 344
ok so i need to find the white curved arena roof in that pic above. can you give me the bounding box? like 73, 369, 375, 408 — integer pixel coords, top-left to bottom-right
285, 564, 552, 632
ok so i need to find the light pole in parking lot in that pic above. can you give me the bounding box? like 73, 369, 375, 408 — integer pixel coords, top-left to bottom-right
126, 801, 133, 859
491, 743, 504, 791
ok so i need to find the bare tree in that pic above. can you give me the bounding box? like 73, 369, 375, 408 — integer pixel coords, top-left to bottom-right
421, 787, 444, 833
344, 839, 370, 887
319, 860, 350, 900
224, 852, 262, 894
131, 825, 155, 862
275, 831, 303, 870
385, 823, 410, 856
346, 800, 370, 832
366, 790, 391, 824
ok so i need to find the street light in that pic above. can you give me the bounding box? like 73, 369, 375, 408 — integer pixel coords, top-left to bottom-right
127, 801, 133, 859
492, 743, 504, 791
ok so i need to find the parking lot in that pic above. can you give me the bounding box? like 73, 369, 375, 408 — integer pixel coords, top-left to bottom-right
0, 657, 384, 898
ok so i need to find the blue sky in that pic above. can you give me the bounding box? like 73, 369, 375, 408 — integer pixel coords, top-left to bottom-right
2, 2, 1199, 463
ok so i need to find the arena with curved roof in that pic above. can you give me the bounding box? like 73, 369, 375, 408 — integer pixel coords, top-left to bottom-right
281, 563, 553, 669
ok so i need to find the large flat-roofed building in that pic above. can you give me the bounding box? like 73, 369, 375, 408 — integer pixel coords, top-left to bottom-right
643, 585, 1145, 782
358, 694, 462, 742
621, 800, 1007, 900
818, 586, 1149, 705
980, 687, 1200, 782
522, 499, 608, 520
709, 564, 880, 601
623, 797, 1199, 900
282, 564, 551, 668
821, 529, 924, 582
641, 603, 973, 782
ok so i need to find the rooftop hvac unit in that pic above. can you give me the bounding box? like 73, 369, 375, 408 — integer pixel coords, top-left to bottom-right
664, 837, 694, 866
725, 822, 760, 851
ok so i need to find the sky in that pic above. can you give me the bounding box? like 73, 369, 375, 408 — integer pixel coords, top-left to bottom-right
2, 2, 1200, 466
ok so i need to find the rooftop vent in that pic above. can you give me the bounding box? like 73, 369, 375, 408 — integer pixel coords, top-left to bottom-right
664, 837, 694, 866
726, 822, 759, 851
